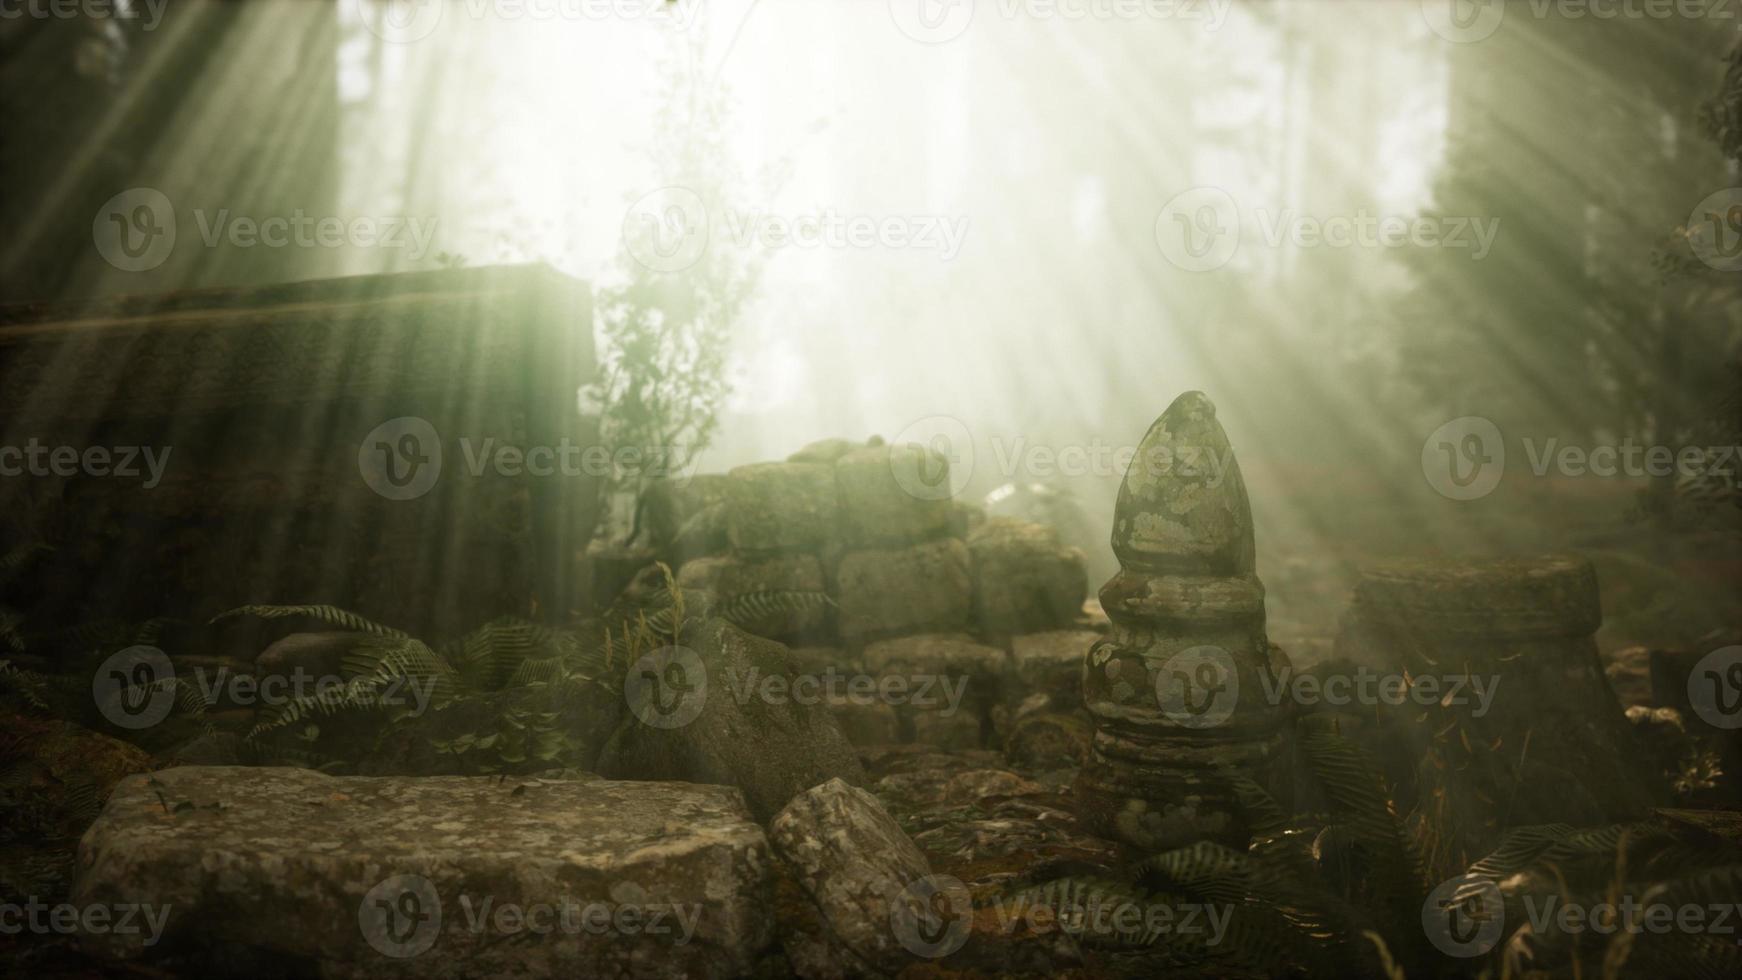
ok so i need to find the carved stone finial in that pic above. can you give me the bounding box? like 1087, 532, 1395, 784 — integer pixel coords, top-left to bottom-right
1076, 391, 1287, 851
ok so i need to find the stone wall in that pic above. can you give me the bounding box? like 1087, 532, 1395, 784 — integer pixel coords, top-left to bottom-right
647, 436, 1103, 756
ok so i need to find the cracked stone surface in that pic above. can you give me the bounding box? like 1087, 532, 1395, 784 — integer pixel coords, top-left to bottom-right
71, 766, 774, 979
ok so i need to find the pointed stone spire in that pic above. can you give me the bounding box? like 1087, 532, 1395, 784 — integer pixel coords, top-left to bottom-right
1111, 391, 1255, 577
1076, 391, 1287, 851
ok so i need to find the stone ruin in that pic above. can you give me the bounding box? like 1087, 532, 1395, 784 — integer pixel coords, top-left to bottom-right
42, 389, 1693, 977
628, 435, 1104, 757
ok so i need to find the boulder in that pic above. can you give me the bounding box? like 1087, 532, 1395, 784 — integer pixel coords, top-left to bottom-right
598, 619, 866, 822
643, 473, 731, 554
71, 766, 773, 978
1003, 710, 1092, 769
967, 518, 1087, 636
834, 445, 952, 548
726, 462, 838, 555
788, 438, 862, 466
906, 705, 986, 751
827, 697, 901, 747
835, 539, 973, 641
768, 778, 934, 977
677, 554, 830, 639
1009, 630, 1095, 704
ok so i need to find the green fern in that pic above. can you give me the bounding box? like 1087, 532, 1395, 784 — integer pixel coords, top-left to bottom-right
212, 604, 408, 639
715, 589, 834, 631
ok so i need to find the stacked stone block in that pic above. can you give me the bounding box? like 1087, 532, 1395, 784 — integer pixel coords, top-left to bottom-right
660, 435, 1096, 756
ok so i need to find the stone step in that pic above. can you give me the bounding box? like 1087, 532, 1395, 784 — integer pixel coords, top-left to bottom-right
71, 766, 773, 979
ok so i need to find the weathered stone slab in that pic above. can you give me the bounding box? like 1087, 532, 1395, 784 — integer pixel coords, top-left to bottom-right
726, 462, 838, 554
71, 766, 772, 978
769, 778, 934, 977
967, 518, 1086, 636
599, 619, 866, 822
834, 445, 953, 548
835, 539, 972, 641
677, 553, 830, 638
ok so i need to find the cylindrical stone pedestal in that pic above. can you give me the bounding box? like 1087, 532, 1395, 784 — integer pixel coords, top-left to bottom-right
1335, 554, 1665, 872
1074, 392, 1289, 851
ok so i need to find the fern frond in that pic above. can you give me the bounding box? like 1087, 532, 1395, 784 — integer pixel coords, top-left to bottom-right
212, 604, 407, 638
715, 589, 834, 631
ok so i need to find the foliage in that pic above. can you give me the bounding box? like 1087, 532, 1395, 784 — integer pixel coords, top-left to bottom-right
994, 718, 1423, 977
590, 26, 764, 546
